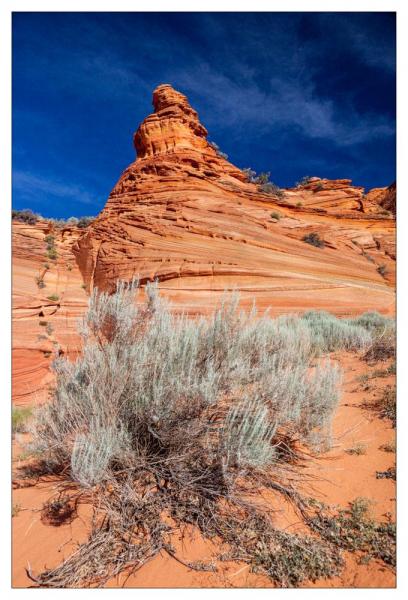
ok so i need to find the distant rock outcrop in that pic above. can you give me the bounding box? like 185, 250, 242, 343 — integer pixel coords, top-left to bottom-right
365, 182, 396, 215
72, 84, 395, 316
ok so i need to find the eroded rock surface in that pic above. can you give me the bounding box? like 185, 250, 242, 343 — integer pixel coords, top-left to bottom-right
73, 84, 395, 315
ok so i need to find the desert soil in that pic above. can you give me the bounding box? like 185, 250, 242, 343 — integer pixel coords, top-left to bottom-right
12, 351, 396, 588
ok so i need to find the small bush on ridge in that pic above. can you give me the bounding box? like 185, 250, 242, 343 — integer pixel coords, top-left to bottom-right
302, 232, 325, 248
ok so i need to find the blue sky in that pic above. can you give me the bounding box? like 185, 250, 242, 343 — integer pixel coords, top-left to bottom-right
12, 12, 396, 218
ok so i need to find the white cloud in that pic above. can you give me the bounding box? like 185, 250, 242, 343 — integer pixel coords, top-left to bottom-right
13, 170, 96, 205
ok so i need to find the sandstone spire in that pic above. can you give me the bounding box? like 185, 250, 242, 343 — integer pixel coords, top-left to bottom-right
133, 84, 209, 158
72, 85, 394, 316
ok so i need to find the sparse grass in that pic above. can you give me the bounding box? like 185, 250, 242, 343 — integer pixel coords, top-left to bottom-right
47, 294, 60, 302
309, 497, 396, 567
371, 385, 396, 427
302, 232, 324, 248
12, 406, 33, 434
345, 443, 367, 456
376, 467, 396, 480
379, 442, 396, 453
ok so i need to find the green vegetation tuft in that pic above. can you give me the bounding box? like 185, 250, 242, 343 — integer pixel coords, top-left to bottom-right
12, 406, 33, 434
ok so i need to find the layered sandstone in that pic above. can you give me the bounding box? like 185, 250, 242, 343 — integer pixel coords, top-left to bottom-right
12, 221, 88, 404
365, 182, 396, 215
73, 84, 395, 316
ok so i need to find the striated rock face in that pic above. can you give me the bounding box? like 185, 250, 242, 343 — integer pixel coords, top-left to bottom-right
12, 221, 88, 404
365, 182, 396, 215
73, 84, 395, 316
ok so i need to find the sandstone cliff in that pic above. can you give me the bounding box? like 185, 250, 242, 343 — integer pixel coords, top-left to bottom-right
12, 222, 88, 403
72, 84, 395, 315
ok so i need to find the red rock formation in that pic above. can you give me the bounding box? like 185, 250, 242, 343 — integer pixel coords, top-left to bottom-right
365, 182, 396, 215
12, 221, 88, 404
72, 84, 394, 316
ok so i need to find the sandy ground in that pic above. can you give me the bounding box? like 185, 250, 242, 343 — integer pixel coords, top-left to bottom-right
12, 351, 396, 588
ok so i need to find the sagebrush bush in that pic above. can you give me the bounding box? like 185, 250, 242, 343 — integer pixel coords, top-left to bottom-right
301, 311, 371, 354
25, 282, 394, 587
29, 283, 347, 486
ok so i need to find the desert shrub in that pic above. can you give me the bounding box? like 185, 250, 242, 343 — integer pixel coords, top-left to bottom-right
47, 294, 59, 302
259, 182, 285, 198
270, 211, 281, 220
377, 264, 387, 277
44, 234, 58, 260
357, 313, 395, 362
35, 276, 46, 289
222, 397, 278, 470
77, 216, 95, 229
67, 216, 79, 226
242, 167, 257, 183
347, 311, 393, 333
296, 202, 303, 207
301, 311, 371, 354
379, 441, 396, 453
314, 182, 324, 192
47, 247, 58, 260
12, 209, 39, 225
345, 443, 367, 455
12, 406, 32, 433
295, 176, 313, 187
255, 171, 271, 185
29, 284, 343, 481
309, 497, 396, 567
28, 285, 394, 588
374, 385, 396, 427
302, 232, 324, 248
44, 234, 55, 245
47, 218, 67, 228
209, 141, 228, 160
